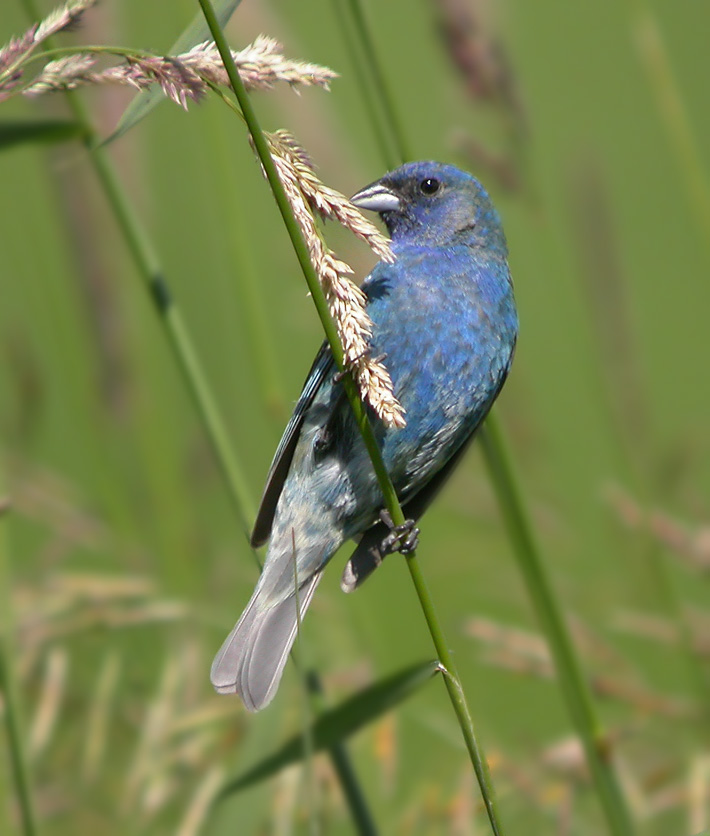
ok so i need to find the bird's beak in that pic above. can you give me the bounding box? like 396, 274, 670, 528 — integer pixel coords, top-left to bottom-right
350, 181, 400, 213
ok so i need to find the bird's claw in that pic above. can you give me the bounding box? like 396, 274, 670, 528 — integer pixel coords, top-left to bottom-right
379, 509, 420, 555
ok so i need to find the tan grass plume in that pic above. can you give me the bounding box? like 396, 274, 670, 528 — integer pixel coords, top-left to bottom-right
265, 130, 405, 428
21, 35, 337, 104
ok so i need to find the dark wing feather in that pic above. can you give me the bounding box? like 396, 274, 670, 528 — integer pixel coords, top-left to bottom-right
250, 342, 335, 547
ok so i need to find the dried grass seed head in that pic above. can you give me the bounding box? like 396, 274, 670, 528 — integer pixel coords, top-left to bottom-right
269, 130, 393, 263
264, 131, 405, 428
20, 34, 337, 108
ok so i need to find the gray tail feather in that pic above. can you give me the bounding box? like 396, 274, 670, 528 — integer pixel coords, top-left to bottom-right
210, 571, 323, 711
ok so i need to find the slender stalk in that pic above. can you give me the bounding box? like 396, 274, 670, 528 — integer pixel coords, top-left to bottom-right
478, 416, 634, 836
17, 1, 377, 831
305, 671, 378, 836
404, 556, 500, 833
86, 124, 258, 537
0, 477, 39, 836
631, 1, 710, 255
338, 6, 636, 832
330, 0, 398, 170
293, 551, 319, 835
196, 3, 505, 833
343, 0, 411, 164
19, 0, 256, 540
195, 0, 400, 512
628, 4, 710, 719
206, 105, 284, 416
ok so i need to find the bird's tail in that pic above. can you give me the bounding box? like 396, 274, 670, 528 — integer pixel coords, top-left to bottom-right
210, 570, 323, 711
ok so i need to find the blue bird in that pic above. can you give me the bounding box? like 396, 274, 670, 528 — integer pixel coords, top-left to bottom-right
211, 162, 518, 711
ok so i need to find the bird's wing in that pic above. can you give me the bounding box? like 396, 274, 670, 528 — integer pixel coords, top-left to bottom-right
251, 341, 335, 547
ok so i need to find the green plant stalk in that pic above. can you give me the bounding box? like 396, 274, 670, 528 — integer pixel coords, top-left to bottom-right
18, 0, 256, 539
631, 2, 710, 254
196, 0, 400, 512
0, 482, 38, 836
339, 8, 636, 831
331, 0, 398, 170
291, 543, 320, 835
344, 0, 411, 164
22, 14, 254, 541
206, 105, 284, 416
628, 4, 710, 719
403, 557, 501, 834
85, 138, 258, 536
18, 2, 377, 831
196, 3, 505, 833
305, 671, 378, 836
479, 416, 634, 836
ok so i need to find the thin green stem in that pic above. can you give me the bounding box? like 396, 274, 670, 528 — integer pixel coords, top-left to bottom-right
479, 416, 634, 836
292, 547, 319, 834
19, 0, 256, 536
338, 6, 635, 831
197, 3, 504, 833
83, 126, 257, 536
330, 0, 398, 170
305, 671, 378, 836
195, 0, 401, 515
0, 480, 39, 836
404, 555, 500, 833
344, 0, 411, 164
627, 3, 710, 722
631, 2, 710, 255
19, 1, 377, 831
206, 112, 284, 416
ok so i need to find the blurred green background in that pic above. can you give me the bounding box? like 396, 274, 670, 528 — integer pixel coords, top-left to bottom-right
1, 0, 709, 833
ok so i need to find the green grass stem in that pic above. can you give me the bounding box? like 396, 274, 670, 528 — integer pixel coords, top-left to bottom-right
22, 0, 255, 540
628, 2, 710, 721
342, 0, 412, 164
479, 416, 635, 835
337, 9, 637, 831
197, 3, 505, 833
306, 670, 378, 836
0, 473, 39, 836
17, 2, 377, 831
206, 107, 284, 416
631, 2, 710, 255
330, 0, 398, 170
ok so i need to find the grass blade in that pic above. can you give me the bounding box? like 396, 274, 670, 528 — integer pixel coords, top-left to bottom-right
0, 479, 39, 835
217, 660, 440, 799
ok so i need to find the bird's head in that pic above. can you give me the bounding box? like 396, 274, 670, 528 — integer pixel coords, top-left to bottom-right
351, 161, 506, 255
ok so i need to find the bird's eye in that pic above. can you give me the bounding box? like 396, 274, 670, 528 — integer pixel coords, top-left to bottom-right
419, 177, 441, 196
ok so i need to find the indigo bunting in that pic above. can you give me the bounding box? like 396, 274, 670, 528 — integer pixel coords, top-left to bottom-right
211, 162, 518, 711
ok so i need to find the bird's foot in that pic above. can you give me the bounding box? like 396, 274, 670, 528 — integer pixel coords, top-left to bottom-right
379, 509, 420, 555
333, 351, 388, 384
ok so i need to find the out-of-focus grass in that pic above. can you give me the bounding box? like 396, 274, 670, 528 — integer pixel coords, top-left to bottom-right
1, 0, 710, 833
